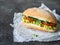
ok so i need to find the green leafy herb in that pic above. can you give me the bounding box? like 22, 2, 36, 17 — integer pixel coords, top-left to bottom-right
36, 20, 41, 25
33, 34, 38, 37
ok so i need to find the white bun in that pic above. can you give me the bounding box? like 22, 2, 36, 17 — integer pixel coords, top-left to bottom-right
23, 7, 57, 24
22, 22, 57, 32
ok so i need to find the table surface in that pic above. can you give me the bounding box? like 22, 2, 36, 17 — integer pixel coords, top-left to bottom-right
0, 0, 60, 45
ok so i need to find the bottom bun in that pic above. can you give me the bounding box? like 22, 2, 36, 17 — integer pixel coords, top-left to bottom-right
22, 22, 56, 32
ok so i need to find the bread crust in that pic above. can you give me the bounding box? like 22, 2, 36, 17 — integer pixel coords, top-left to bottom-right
22, 22, 57, 32
23, 7, 57, 24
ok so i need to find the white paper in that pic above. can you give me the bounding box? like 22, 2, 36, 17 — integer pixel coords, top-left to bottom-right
11, 3, 60, 42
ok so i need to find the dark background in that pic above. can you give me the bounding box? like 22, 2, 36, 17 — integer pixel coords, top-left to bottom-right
0, 0, 60, 45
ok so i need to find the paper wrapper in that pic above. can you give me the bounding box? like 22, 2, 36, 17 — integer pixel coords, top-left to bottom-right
10, 3, 60, 42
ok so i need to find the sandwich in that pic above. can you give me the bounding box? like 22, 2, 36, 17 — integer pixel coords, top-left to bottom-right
22, 7, 57, 32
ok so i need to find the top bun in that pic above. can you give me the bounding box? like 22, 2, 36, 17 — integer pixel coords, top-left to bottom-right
23, 7, 57, 23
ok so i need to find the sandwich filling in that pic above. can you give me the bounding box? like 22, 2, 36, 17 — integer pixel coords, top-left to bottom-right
22, 15, 57, 30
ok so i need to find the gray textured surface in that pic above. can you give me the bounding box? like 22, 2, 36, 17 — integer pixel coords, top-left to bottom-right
0, 0, 60, 45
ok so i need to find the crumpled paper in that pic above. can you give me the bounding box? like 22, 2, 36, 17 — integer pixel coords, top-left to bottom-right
10, 3, 60, 42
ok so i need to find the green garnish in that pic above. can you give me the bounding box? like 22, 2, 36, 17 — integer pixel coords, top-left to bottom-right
36, 20, 41, 25
33, 34, 38, 37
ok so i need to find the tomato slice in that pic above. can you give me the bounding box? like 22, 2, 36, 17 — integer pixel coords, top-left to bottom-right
42, 22, 56, 27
